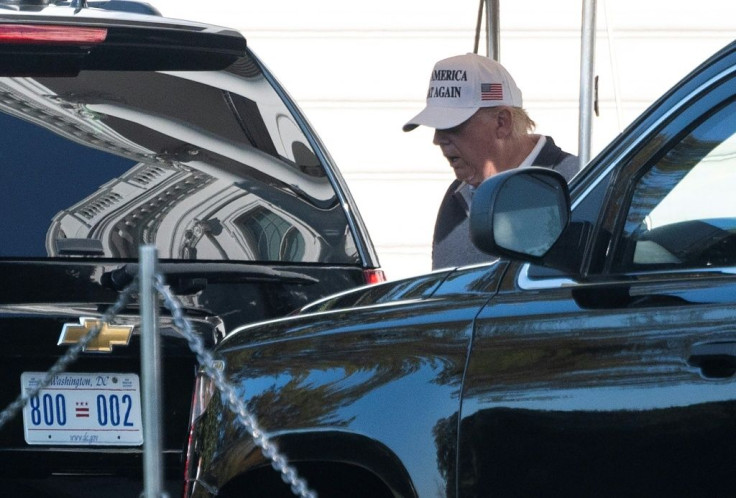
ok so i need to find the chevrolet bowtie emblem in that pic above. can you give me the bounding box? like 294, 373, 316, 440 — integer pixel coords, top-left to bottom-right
58, 318, 135, 353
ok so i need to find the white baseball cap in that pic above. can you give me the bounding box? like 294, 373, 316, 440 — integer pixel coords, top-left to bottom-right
403, 53, 523, 132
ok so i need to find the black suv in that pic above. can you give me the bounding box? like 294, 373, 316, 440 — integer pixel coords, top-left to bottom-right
185, 40, 736, 497
0, 2, 383, 497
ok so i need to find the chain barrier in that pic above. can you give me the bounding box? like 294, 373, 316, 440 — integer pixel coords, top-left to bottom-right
154, 275, 317, 498
0, 272, 316, 498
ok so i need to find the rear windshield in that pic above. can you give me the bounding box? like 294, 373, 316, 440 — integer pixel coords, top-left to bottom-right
0, 54, 358, 264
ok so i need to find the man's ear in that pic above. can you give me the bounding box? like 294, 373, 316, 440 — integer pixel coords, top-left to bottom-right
494, 108, 513, 138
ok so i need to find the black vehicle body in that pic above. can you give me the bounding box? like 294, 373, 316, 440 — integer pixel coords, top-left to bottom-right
0, 4, 383, 497
186, 40, 736, 497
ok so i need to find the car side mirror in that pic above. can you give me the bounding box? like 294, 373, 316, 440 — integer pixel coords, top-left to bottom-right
470, 167, 571, 262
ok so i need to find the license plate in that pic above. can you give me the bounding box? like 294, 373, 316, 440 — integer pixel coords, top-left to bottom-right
21, 372, 143, 446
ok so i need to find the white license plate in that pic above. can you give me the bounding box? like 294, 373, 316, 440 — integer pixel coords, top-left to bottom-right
21, 372, 143, 446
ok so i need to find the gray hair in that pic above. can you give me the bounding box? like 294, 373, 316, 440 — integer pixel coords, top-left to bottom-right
510, 107, 536, 136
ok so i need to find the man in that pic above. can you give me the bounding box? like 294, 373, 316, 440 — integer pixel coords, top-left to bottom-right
403, 53, 579, 269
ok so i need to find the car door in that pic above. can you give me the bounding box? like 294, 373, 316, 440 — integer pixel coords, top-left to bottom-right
458, 58, 736, 496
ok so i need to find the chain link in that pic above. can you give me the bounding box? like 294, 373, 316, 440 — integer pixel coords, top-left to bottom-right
0, 272, 316, 498
155, 275, 317, 498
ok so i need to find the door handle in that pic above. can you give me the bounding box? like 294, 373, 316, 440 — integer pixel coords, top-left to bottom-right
688, 342, 736, 378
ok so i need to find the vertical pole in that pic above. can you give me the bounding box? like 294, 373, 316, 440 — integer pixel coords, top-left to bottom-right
485, 0, 500, 61
578, 0, 597, 168
140, 245, 166, 498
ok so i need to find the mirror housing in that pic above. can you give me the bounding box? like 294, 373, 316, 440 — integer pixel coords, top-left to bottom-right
470, 167, 571, 263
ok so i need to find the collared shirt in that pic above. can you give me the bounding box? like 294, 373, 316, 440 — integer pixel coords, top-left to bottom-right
518, 135, 546, 168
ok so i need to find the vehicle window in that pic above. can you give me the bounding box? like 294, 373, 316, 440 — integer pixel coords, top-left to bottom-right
612, 98, 736, 272
0, 57, 359, 264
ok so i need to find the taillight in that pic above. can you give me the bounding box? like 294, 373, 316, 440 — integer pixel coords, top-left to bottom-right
182, 371, 215, 497
189, 370, 215, 428
363, 268, 387, 284
0, 24, 108, 44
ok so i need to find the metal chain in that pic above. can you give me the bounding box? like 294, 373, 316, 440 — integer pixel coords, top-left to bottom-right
155, 275, 317, 498
0, 272, 315, 498
0, 280, 138, 430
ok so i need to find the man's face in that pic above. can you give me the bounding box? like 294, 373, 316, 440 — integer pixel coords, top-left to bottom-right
433, 108, 501, 187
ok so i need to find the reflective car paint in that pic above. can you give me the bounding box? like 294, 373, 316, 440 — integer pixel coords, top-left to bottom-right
462, 270, 736, 496
188, 263, 507, 497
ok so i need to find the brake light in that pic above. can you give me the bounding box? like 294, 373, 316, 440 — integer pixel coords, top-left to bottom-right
182, 371, 215, 497
0, 24, 108, 44
363, 268, 386, 284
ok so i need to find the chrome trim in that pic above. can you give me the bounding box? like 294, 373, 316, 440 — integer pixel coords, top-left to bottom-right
518, 264, 579, 290
519, 263, 736, 291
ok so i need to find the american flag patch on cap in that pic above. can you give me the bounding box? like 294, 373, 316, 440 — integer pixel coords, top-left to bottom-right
481, 83, 503, 101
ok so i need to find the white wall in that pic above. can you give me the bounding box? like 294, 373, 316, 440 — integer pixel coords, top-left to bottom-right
152, 0, 735, 280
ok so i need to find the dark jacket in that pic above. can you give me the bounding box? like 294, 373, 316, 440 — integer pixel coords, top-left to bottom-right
432, 136, 579, 270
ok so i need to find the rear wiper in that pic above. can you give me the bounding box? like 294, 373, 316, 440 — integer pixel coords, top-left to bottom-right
102, 262, 318, 294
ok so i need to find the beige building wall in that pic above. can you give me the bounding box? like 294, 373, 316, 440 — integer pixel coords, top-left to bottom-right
154, 0, 735, 280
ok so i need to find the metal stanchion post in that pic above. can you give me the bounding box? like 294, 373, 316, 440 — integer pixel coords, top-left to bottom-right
140, 245, 167, 498
579, 0, 597, 169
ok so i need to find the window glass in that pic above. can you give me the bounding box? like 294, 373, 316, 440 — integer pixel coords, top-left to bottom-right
0, 58, 358, 263
613, 99, 736, 271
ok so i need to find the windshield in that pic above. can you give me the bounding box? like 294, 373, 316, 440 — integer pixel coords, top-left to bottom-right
0, 53, 358, 263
